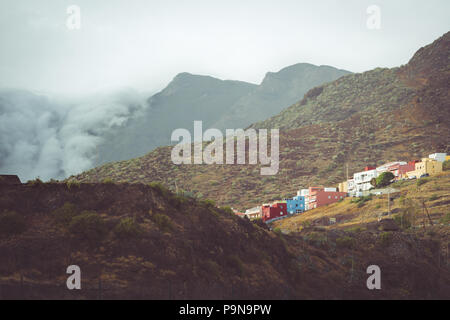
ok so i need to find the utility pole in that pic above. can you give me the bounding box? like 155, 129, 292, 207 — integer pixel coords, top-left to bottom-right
387, 190, 390, 216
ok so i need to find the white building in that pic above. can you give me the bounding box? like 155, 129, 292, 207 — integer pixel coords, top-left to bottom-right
244, 206, 262, 219
429, 153, 447, 162
347, 179, 356, 196
353, 169, 378, 193
376, 161, 407, 174
297, 189, 310, 210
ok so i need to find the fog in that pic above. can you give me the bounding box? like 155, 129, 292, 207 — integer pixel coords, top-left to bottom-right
1, 0, 449, 95
0, 89, 146, 181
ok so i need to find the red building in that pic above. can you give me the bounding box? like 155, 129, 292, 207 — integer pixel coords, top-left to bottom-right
364, 166, 376, 171
261, 202, 287, 223
398, 160, 420, 179
307, 187, 347, 210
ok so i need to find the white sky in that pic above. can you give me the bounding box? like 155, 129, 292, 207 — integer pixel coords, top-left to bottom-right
0, 0, 449, 96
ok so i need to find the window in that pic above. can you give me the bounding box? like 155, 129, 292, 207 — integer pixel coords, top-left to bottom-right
328, 196, 331, 199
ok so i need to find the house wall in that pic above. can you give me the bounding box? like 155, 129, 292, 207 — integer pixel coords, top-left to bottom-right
353, 169, 377, 192
286, 196, 305, 214
313, 191, 347, 208
429, 153, 447, 162
262, 202, 287, 222
407, 158, 443, 178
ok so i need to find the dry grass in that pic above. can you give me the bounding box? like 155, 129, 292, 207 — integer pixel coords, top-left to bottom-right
275, 171, 450, 233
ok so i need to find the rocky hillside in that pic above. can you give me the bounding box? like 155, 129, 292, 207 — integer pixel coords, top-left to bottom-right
213, 63, 350, 129
71, 32, 450, 211
98, 64, 350, 163
0, 180, 448, 299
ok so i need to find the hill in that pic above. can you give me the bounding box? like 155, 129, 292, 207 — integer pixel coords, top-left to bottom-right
274, 172, 450, 232
212, 63, 351, 129
98, 64, 350, 163
71, 32, 450, 210
0, 179, 448, 299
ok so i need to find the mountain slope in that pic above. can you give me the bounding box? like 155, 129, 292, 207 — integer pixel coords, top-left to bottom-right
98, 64, 350, 163
1, 180, 448, 299
213, 63, 351, 129
72, 32, 450, 210
97, 74, 257, 162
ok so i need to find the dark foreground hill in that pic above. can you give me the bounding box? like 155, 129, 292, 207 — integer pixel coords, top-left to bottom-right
0, 180, 449, 299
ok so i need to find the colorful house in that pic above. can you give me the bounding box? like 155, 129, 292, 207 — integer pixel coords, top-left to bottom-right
353, 167, 378, 194
261, 202, 287, 223
407, 158, 443, 178
429, 153, 447, 163
397, 160, 419, 179
338, 179, 355, 193
286, 195, 305, 214
244, 206, 262, 220
306, 187, 347, 210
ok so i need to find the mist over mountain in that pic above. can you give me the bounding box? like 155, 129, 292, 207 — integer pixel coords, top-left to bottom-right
0, 62, 350, 181
0, 88, 146, 181
96, 73, 258, 163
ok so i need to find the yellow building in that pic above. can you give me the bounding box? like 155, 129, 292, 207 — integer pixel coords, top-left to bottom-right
446, 155, 450, 161
407, 158, 443, 178
338, 181, 348, 193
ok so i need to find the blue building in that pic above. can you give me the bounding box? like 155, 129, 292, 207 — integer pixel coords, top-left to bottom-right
286, 195, 305, 214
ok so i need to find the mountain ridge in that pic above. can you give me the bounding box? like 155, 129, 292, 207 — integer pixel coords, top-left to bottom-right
71, 32, 450, 210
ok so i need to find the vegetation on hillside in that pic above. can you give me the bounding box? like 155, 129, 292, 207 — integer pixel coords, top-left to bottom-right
69, 32, 450, 210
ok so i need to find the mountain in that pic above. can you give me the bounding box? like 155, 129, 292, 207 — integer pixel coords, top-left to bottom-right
98, 64, 350, 163
97, 74, 257, 162
1, 179, 448, 299
213, 63, 351, 129
71, 32, 450, 210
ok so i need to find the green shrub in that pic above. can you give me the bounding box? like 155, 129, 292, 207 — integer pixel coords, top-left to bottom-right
52, 202, 79, 225
27, 177, 44, 186
428, 194, 439, 201
149, 182, 169, 196
378, 231, 393, 247
170, 194, 187, 209
336, 236, 355, 249
202, 199, 216, 207
353, 195, 372, 207
375, 172, 395, 188
0, 211, 26, 235
416, 178, 429, 187
66, 180, 80, 189
225, 254, 244, 276
440, 213, 450, 224
273, 227, 283, 235
113, 217, 142, 239
443, 160, 450, 171
220, 206, 234, 216
151, 213, 174, 232
68, 211, 107, 241
102, 178, 114, 184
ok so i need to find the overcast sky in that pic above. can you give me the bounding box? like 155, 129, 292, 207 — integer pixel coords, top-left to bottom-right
0, 0, 449, 96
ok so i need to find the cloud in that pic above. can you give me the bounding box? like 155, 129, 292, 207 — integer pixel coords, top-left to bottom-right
0, 88, 146, 182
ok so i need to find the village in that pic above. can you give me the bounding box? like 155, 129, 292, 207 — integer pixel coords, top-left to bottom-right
234, 153, 449, 224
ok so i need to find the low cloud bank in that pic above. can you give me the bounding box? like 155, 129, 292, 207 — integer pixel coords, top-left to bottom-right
0, 88, 146, 182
